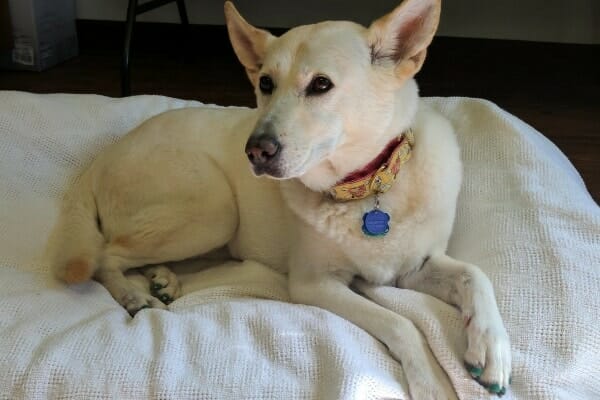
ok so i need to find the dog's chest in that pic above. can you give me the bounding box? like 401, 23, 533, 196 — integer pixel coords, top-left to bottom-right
281, 181, 428, 284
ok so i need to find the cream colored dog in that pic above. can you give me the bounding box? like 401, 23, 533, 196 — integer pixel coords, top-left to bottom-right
48, 0, 511, 397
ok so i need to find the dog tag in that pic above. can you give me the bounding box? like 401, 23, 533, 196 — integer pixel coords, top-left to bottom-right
362, 209, 390, 237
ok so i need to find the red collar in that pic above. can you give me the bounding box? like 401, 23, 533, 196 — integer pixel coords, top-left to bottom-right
338, 136, 404, 185
328, 130, 414, 201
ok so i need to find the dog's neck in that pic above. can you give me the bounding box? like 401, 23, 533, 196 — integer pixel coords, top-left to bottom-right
299, 80, 419, 193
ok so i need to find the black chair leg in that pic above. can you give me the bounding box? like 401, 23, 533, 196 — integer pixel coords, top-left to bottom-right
121, 0, 137, 97
121, 0, 188, 96
175, 0, 189, 26
175, 0, 191, 62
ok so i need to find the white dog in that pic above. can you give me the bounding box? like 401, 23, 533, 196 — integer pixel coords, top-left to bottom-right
48, 0, 511, 397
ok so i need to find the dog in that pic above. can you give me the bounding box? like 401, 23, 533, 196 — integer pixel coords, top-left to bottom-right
47, 0, 511, 398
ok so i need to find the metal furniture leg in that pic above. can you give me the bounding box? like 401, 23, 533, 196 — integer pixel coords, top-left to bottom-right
121, 0, 137, 97
121, 0, 189, 97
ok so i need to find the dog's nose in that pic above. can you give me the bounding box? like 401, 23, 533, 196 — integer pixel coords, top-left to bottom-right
245, 134, 281, 166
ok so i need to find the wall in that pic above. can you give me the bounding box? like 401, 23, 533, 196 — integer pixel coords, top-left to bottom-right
75, 0, 600, 44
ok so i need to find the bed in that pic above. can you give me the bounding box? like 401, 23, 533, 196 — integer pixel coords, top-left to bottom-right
0, 91, 598, 399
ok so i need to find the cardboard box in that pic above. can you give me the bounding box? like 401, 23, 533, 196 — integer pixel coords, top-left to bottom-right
0, 0, 78, 71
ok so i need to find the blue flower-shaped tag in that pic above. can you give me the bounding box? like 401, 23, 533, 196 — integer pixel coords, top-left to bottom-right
362, 209, 390, 237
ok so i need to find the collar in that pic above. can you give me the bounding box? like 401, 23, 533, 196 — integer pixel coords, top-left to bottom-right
328, 129, 414, 201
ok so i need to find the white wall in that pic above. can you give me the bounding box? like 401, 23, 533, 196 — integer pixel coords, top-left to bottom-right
75, 0, 600, 44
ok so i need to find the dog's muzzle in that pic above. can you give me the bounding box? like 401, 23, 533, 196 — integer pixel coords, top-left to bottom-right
245, 134, 282, 177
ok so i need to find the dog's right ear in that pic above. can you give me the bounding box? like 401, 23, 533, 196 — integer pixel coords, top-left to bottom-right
224, 1, 276, 83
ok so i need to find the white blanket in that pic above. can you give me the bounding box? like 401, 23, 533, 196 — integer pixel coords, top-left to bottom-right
0, 91, 598, 400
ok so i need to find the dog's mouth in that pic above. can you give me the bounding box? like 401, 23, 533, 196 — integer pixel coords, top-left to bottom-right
252, 163, 284, 179
247, 132, 339, 180
251, 148, 314, 180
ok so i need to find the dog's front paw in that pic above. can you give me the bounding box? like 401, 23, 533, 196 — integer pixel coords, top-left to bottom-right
144, 265, 182, 305
120, 290, 168, 316
464, 317, 512, 396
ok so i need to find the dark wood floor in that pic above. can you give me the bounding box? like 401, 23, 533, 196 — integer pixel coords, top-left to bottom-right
1, 21, 599, 202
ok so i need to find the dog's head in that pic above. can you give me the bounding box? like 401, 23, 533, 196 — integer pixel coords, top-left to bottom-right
225, 0, 440, 191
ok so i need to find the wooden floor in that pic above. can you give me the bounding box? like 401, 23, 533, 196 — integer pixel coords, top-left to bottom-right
1, 21, 598, 202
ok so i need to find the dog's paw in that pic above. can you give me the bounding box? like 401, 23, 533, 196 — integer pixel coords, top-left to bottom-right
120, 290, 167, 316
144, 265, 182, 305
464, 317, 512, 396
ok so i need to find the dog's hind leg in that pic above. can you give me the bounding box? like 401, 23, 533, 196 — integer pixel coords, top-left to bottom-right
398, 254, 512, 396
95, 255, 168, 315
94, 157, 239, 315
95, 198, 236, 315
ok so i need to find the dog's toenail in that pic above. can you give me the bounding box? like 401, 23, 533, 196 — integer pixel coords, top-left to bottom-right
488, 383, 502, 393
509, 376, 512, 385
465, 363, 483, 378
498, 387, 506, 397
151, 282, 164, 291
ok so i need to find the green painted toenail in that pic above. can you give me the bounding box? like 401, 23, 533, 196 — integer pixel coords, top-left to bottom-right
509, 376, 513, 385
151, 283, 163, 291
488, 383, 502, 393
467, 365, 483, 378
498, 387, 506, 397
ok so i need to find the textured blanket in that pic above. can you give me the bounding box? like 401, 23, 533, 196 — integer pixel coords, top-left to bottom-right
0, 91, 598, 399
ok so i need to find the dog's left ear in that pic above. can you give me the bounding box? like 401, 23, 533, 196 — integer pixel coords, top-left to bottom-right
224, 1, 276, 83
368, 0, 441, 81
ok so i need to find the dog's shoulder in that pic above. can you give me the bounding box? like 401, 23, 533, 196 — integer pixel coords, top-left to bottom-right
408, 100, 462, 191
412, 101, 459, 155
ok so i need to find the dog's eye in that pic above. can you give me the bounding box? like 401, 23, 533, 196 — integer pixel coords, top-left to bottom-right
259, 75, 274, 94
308, 76, 333, 95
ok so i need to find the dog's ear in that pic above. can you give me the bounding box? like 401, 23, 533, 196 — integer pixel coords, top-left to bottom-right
368, 0, 441, 81
224, 1, 276, 83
